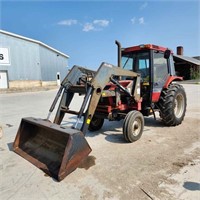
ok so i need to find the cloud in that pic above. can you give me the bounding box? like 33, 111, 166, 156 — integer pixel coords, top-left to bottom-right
140, 2, 148, 10
57, 19, 78, 26
83, 19, 110, 32
57, 18, 110, 32
131, 17, 145, 25
131, 17, 136, 24
93, 20, 109, 27
139, 17, 145, 24
83, 23, 95, 32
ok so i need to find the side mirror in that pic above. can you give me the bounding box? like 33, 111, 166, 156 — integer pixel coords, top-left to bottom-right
164, 49, 171, 59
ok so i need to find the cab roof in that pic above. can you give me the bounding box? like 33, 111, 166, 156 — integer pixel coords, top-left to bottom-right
123, 44, 172, 53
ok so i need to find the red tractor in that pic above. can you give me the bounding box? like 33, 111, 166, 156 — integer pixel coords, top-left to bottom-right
118, 42, 186, 139
87, 41, 187, 142
13, 41, 187, 181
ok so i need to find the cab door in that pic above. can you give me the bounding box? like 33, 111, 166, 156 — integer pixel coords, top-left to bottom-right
152, 51, 169, 102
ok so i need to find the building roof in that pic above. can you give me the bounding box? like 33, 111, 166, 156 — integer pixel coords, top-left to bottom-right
173, 54, 200, 66
0, 29, 69, 58
193, 56, 200, 61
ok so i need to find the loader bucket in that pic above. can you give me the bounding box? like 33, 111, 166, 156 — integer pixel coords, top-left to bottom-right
13, 117, 92, 181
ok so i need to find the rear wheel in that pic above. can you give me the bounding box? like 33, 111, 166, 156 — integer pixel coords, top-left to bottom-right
123, 111, 144, 143
88, 116, 104, 131
158, 83, 187, 126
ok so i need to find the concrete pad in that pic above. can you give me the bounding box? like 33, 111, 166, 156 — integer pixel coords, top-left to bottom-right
0, 84, 200, 199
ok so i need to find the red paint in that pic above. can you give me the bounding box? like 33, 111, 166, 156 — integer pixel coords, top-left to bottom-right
105, 80, 132, 91
97, 80, 142, 114
137, 101, 142, 110
96, 101, 142, 113
164, 76, 183, 88
123, 44, 173, 54
152, 92, 161, 102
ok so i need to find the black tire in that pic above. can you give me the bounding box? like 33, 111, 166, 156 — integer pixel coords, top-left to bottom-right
123, 111, 133, 142
123, 111, 144, 143
158, 83, 187, 126
88, 116, 104, 131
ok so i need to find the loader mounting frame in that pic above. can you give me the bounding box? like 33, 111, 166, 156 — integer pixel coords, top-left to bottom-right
53, 62, 141, 134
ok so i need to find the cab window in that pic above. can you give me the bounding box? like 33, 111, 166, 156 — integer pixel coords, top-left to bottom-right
137, 52, 150, 80
122, 54, 134, 71
153, 51, 168, 83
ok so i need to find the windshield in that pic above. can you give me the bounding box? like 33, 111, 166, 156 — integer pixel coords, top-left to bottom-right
122, 51, 150, 80
122, 54, 134, 70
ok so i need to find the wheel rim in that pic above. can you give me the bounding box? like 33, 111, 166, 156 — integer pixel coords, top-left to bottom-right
132, 118, 142, 136
174, 93, 185, 118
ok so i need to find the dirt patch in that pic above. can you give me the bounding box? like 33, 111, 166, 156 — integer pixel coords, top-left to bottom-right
78, 155, 96, 170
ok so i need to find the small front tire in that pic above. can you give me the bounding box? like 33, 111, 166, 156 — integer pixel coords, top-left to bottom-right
123, 111, 144, 143
88, 116, 104, 131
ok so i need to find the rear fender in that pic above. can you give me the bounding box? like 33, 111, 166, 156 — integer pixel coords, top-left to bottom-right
164, 76, 183, 88
152, 76, 183, 103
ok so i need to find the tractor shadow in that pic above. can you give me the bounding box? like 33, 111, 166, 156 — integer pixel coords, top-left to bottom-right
7, 142, 14, 151
61, 115, 165, 144
144, 117, 164, 128
61, 116, 126, 143
86, 116, 164, 144
86, 120, 125, 143
61, 116, 78, 127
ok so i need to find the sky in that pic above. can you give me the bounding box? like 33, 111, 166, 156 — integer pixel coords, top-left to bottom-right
0, 0, 200, 69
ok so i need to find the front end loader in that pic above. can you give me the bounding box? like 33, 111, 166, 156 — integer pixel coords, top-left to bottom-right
13, 41, 187, 181
13, 62, 142, 181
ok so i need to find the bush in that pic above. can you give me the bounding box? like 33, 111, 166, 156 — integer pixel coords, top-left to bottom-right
190, 66, 200, 80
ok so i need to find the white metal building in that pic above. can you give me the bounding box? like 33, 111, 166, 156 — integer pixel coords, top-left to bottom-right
0, 30, 69, 89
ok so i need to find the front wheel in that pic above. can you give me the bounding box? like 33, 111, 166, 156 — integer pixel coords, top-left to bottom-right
88, 116, 104, 131
158, 83, 187, 126
123, 111, 144, 143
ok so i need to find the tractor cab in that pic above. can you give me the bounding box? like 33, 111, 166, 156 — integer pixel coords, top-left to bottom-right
120, 44, 177, 115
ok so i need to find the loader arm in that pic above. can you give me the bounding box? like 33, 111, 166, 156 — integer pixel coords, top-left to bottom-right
82, 62, 141, 134
53, 66, 96, 124
53, 62, 141, 134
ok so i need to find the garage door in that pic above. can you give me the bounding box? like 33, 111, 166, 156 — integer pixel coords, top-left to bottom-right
0, 71, 8, 89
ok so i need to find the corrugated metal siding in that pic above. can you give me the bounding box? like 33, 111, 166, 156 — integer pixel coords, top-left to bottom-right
39, 46, 68, 81
0, 33, 41, 81
0, 32, 68, 82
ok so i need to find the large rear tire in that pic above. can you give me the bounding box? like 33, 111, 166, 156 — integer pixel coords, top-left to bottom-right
158, 83, 187, 126
123, 111, 144, 143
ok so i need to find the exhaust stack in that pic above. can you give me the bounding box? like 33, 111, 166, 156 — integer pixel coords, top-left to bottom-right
115, 40, 122, 68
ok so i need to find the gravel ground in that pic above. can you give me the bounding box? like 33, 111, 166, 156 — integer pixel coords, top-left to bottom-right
0, 84, 199, 200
